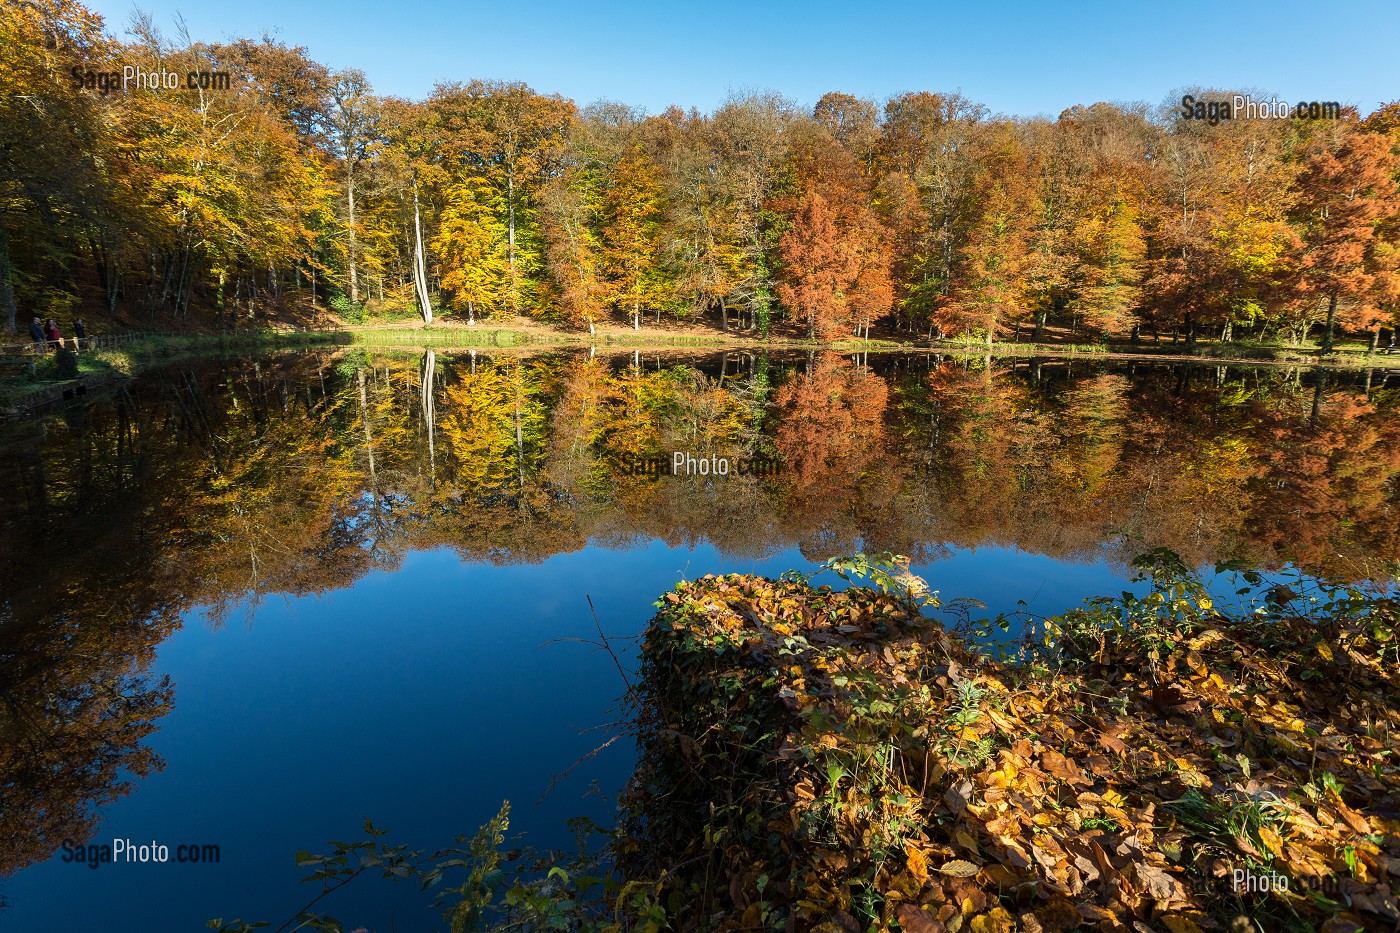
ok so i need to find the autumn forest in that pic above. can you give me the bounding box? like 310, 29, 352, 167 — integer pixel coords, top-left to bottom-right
5, 1, 1400, 348
7, 1, 1400, 929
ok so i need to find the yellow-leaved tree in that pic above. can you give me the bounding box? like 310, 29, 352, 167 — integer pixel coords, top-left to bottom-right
434, 175, 510, 323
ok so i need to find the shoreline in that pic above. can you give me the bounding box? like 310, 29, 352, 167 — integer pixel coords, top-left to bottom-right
4, 327, 1395, 416
337, 324, 1400, 369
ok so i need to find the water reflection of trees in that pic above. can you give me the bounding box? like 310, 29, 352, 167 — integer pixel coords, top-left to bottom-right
7, 350, 1398, 610
0, 398, 181, 875
1, 349, 1397, 872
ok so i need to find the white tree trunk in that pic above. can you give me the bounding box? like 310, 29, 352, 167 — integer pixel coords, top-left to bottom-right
421, 349, 437, 480
413, 184, 433, 324
347, 168, 359, 304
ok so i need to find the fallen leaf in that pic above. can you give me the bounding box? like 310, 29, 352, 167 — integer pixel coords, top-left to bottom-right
938, 859, 982, 878
1134, 862, 1184, 902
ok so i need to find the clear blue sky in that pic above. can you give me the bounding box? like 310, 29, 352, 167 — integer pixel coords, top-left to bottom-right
84, 0, 1399, 117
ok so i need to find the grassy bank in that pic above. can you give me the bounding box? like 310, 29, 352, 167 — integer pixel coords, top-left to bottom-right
343, 324, 770, 349
341, 322, 1399, 368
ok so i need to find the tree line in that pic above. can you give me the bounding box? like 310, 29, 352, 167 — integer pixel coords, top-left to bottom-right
4, 0, 1400, 347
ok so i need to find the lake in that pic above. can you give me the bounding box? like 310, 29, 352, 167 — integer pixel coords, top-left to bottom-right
1, 348, 1396, 932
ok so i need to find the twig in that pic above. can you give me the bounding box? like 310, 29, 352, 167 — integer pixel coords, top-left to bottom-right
273, 866, 366, 933
586, 594, 638, 705
535, 733, 624, 805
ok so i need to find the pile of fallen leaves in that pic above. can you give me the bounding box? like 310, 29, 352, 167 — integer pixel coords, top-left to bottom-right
618, 560, 1399, 932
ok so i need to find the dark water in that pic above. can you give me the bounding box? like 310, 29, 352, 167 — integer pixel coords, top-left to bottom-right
1, 349, 1396, 932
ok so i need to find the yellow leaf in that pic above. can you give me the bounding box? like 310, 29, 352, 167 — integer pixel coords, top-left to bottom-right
970, 907, 1015, 933
938, 859, 982, 878
1317, 642, 1334, 661
906, 844, 930, 884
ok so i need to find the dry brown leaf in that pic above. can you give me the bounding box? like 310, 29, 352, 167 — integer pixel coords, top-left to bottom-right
1098, 733, 1129, 754
938, 859, 982, 878
896, 903, 944, 933
1134, 862, 1185, 902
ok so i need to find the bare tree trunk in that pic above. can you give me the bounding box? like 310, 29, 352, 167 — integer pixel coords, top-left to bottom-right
358, 367, 376, 479
347, 166, 359, 304
421, 349, 436, 481
413, 184, 433, 324
514, 364, 525, 495
506, 165, 518, 314
1321, 293, 1337, 353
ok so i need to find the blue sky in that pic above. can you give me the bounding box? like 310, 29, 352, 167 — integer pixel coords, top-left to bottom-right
84, 0, 1399, 117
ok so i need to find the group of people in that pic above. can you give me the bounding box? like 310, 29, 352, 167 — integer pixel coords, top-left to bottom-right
28, 316, 87, 351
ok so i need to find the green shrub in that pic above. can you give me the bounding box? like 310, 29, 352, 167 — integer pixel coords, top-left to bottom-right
330, 294, 367, 324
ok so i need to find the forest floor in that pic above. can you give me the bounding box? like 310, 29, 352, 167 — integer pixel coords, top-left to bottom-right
617, 558, 1400, 932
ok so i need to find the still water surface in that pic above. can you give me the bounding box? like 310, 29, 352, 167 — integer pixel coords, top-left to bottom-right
1, 349, 1395, 931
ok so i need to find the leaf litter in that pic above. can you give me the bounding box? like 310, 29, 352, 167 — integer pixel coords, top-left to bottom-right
619, 556, 1399, 932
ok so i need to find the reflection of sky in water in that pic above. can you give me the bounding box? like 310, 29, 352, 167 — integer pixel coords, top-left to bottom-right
2, 538, 1152, 932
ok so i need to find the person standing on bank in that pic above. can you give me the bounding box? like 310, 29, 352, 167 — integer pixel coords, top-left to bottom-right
43, 319, 62, 348
73, 317, 87, 350
29, 316, 45, 347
